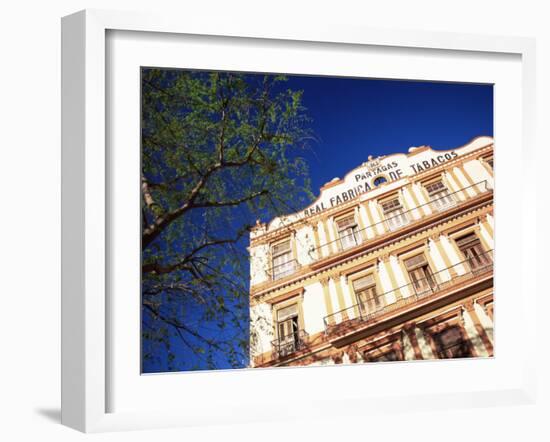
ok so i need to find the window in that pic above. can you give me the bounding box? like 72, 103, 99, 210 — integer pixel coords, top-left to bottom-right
276, 303, 300, 356
271, 239, 295, 280
353, 274, 382, 315
483, 155, 494, 169
373, 176, 387, 187
455, 233, 492, 272
336, 214, 360, 250
381, 197, 409, 231
425, 180, 455, 211
433, 326, 473, 359
404, 253, 437, 295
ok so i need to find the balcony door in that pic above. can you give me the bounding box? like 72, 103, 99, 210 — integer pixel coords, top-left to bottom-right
381, 198, 408, 231
276, 304, 299, 354
404, 254, 437, 295
425, 180, 455, 211
353, 274, 382, 316
336, 214, 360, 250
456, 233, 492, 272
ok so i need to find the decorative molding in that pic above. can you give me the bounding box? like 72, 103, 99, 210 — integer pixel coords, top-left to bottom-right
250, 144, 494, 244
266, 287, 305, 305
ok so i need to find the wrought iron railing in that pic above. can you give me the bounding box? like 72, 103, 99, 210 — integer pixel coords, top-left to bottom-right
323, 249, 493, 333
271, 330, 309, 359
430, 192, 457, 212
385, 210, 410, 231
312, 180, 491, 258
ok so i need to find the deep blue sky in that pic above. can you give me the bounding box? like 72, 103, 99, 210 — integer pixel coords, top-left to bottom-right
284, 75, 493, 195
142, 72, 493, 373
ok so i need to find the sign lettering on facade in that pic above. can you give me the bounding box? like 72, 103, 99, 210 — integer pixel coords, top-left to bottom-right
302, 150, 459, 218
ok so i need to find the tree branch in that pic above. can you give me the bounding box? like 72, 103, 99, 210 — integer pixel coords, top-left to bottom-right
142, 228, 250, 275
143, 303, 225, 351
142, 180, 267, 248
141, 174, 162, 215
192, 189, 268, 209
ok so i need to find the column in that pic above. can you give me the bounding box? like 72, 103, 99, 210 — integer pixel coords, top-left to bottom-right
403, 324, 423, 360
446, 169, 468, 201
320, 277, 335, 326
311, 223, 322, 260
354, 205, 368, 242
389, 254, 411, 298
424, 239, 443, 285
358, 203, 374, 239
429, 234, 458, 278
474, 301, 494, 342
401, 329, 416, 360
464, 300, 494, 356
460, 161, 485, 193
415, 328, 435, 359
321, 218, 335, 255
399, 188, 416, 221
459, 312, 479, 358
330, 217, 341, 252
380, 255, 403, 302
413, 181, 434, 215
453, 165, 477, 198
482, 213, 494, 238
405, 184, 427, 218
362, 201, 377, 238
477, 217, 494, 251
333, 273, 349, 321
291, 230, 299, 268
396, 256, 413, 299
475, 225, 492, 253
374, 202, 388, 234
441, 233, 468, 275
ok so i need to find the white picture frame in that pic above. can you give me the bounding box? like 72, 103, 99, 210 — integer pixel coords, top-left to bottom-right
61, 9, 537, 433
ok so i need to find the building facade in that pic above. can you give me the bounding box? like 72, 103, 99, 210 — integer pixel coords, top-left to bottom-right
248, 136, 494, 367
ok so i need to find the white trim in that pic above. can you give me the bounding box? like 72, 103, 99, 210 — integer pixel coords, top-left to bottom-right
61, 9, 537, 433
62, 10, 107, 432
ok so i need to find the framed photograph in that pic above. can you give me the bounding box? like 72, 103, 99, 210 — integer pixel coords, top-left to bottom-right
61, 9, 537, 432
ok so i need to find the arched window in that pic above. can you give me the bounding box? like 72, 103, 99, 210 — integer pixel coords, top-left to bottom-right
373, 176, 387, 187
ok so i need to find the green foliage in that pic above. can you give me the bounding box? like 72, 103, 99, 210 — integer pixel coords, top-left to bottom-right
140, 69, 314, 371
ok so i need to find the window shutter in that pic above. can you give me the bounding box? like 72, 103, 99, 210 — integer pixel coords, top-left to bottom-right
272, 239, 291, 256
425, 181, 446, 194
276, 303, 298, 322
336, 214, 356, 230
455, 233, 479, 249
381, 198, 402, 213
404, 254, 427, 269
353, 274, 376, 291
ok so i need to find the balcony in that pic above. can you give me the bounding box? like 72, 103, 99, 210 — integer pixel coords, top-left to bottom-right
251, 181, 491, 298
271, 330, 308, 359
313, 181, 491, 260
323, 250, 493, 335
430, 193, 456, 212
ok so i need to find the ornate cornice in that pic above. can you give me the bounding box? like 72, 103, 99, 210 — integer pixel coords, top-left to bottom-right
250, 142, 494, 244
